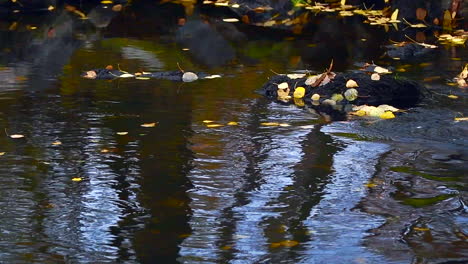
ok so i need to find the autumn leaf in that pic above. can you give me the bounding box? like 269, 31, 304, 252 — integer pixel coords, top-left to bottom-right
72, 177, 83, 182
141, 122, 157, 127
116, 132, 128, 135
51, 141, 62, 145
10, 134, 24, 139
227, 122, 239, 126
206, 124, 224, 128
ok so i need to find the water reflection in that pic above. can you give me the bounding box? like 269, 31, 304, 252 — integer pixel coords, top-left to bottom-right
0, 1, 466, 263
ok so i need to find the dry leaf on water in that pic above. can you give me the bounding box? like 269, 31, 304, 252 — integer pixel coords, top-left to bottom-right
141, 122, 157, 127
10, 134, 24, 139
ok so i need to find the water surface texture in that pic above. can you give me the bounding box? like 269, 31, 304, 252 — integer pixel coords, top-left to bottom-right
0, 2, 467, 263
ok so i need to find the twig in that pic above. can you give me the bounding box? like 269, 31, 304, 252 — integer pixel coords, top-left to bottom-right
270, 69, 281, 75
177, 62, 185, 73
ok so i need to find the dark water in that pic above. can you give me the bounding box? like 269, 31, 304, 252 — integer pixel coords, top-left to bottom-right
0, 2, 467, 263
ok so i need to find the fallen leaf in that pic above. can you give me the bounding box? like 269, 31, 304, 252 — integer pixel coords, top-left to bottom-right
116, 132, 128, 135
374, 66, 391, 74
206, 124, 224, 128
380, 111, 395, 119
0, 152, 5, 156
344, 88, 358, 101
222, 18, 239, 23
454, 117, 468, 121
364, 183, 378, 188
287, 73, 306, 79
293, 87, 306, 99
261, 122, 280, 126
377, 104, 399, 112
10, 134, 24, 139
141, 122, 157, 127
182, 72, 198, 82
447, 95, 458, 99
204, 75, 222, 79
72, 177, 83, 182
227, 121, 239, 126
311, 93, 320, 101
279, 123, 290, 127
371, 73, 380, 81
203, 120, 215, 123
413, 227, 430, 231
280, 240, 299, 247
119, 73, 134, 78
52, 141, 62, 145
346, 79, 359, 88
101, 149, 110, 153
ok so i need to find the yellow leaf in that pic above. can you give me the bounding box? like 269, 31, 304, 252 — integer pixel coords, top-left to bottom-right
52, 141, 62, 145
364, 183, 377, 188
116, 132, 128, 135
280, 240, 299, 247
227, 121, 239, 126
279, 123, 290, 127
141, 122, 157, 127
261, 122, 280, 126
390, 9, 399, 21
206, 124, 224, 128
371, 73, 380, 81
346, 79, 359, 88
72, 177, 83, 182
293, 87, 306, 99
447, 95, 458, 99
454, 117, 468, 121
311, 94, 320, 101
220, 245, 232, 250
413, 227, 430, 231
10, 134, 24, 139
270, 242, 282, 248
135, 77, 150, 80
222, 18, 239, 23
101, 149, 110, 153
0, 152, 5, 156
380, 111, 395, 119
374, 66, 391, 74
101, 0, 113, 4
203, 120, 215, 123
48, 5, 55, 11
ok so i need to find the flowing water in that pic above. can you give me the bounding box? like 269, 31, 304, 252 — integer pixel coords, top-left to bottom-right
0, 2, 467, 263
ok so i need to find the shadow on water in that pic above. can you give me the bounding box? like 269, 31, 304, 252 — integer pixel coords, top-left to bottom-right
0, 1, 467, 263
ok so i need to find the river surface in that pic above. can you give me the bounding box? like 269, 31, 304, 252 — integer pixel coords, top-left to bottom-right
0, 2, 467, 263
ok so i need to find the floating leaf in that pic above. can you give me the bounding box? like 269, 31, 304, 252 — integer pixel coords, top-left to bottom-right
204, 75, 222, 79
377, 104, 399, 112
135, 77, 150, 80
380, 111, 395, 119
261, 122, 280, 126
116, 132, 128, 135
454, 117, 468, 121
222, 18, 239, 23
374, 66, 390, 74
311, 93, 320, 101
72, 177, 83, 182
364, 183, 378, 188
413, 227, 430, 232
203, 120, 215, 123
0, 152, 5, 156
344, 88, 358, 101
331, 93, 344, 102
279, 123, 290, 127
119, 73, 134, 78
371, 73, 380, 81
293, 87, 306, 99
101, 0, 113, 4
280, 240, 299, 247
10, 134, 24, 139
227, 121, 239, 126
182, 72, 198, 82
51, 141, 62, 145
447, 95, 458, 99
346, 79, 359, 88
101, 148, 110, 153
206, 124, 224, 128
287, 73, 306, 79
389, 9, 400, 23
141, 122, 157, 127
278, 82, 289, 89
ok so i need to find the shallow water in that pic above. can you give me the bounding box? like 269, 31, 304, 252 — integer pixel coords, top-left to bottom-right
0, 2, 467, 263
